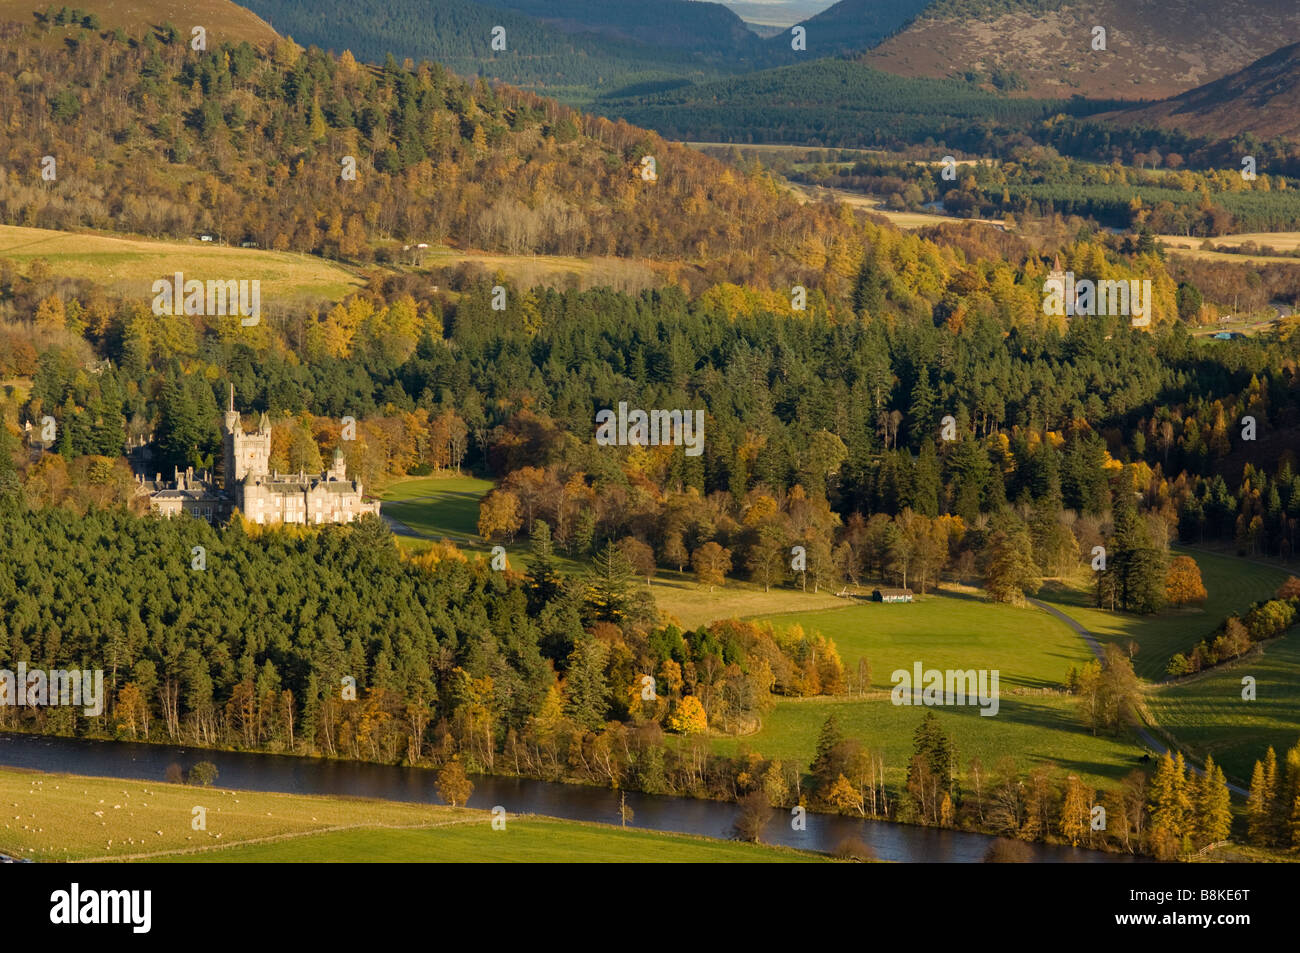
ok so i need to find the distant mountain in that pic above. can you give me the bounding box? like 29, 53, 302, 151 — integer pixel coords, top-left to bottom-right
763, 0, 934, 57
485, 0, 765, 56
862, 0, 1300, 100
238, 0, 751, 101
1102, 41, 1300, 142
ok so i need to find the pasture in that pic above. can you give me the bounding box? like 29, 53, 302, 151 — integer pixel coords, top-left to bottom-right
1035, 548, 1289, 680
0, 767, 823, 863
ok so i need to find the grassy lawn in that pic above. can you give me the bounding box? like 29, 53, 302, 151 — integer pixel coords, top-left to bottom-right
695, 592, 1140, 791
1148, 630, 1300, 785
758, 592, 1092, 691
1036, 548, 1289, 679
0, 767, 824, 863
380, 474, 495, 541
159, 816, 828, 863
707, 693, 1145, 792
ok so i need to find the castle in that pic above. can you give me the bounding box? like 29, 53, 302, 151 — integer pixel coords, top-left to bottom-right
140, 387, 379, 526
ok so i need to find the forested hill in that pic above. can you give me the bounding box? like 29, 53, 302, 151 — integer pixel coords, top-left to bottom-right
0, 17, 854, 289
597, 58, 1116, 150
862, 0, 1300, 101
484, 0, 765, 56
237, 0, 762, 101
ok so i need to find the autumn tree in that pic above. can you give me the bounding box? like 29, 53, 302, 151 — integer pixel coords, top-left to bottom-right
691, 541, 732, 592
1165, 555, 1208, 606
477, 489, 523, 542
437, 756, 474, 807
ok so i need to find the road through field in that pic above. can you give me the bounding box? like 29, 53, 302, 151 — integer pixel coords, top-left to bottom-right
1028, 598, 1248, 796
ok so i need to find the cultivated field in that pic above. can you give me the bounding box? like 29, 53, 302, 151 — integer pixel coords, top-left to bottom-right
759, 592, 1092, 691
708, 692, 1145, 791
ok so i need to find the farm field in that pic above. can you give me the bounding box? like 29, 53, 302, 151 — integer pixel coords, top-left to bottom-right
707, 692, 1144, 792
159, 816, 828, 863
0, 224, 363, 305
1157, 233, 1300, 265
704, 593, 1140, 790
1035, 548, 1289, 679
755, 592, 1092, 690
786, 182, 1008, 231
0, 767, 823, 863
1149, 630, 1300, 785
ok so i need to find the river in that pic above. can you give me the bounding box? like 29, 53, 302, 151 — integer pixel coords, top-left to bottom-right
0, 732, 1143, 862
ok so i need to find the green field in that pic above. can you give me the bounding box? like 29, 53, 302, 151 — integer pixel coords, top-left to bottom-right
159, 816, 827, 863
0, 768, 825, 863
1037, 548, 1289, 679
710, 693, 1145, 791
757, 592, 1093, 691
1149, 630, 1300, 784
712, 594, 1142, 790
380, 475, 496, 542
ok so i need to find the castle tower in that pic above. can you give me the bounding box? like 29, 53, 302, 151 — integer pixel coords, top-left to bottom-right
223, 383, 239, 434
222, 388, 271, 491
328, 446, 347, 481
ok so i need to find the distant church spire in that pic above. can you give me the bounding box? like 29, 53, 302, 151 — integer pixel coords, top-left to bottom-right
229, 382, 234, 413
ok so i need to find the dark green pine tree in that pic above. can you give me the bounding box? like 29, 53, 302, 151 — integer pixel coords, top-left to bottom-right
910, 438, 941, 517
909, 710, 955, 795
585, 539, 635, 623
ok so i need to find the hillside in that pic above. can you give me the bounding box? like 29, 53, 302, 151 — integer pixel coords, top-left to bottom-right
485, 0, 765, 56
0, 16, 856, 292
0, 0, 279, 46
862, 0, 1300, 100
237, 0, 754, 101
1101, 41, 1300, 142
764, 0, 934, 57
598, 58, 1114, 150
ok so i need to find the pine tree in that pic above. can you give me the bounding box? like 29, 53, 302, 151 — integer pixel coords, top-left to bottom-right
1195, 756, 1232, 847
1060, 774, 1091, 846
1289, 794, 1300, 851
1148, 751, 1187, 848
809, 714, 844, 792
1263, 746, 1281, 846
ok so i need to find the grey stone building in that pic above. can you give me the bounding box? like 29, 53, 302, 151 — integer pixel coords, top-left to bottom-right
141, 387, 379, 525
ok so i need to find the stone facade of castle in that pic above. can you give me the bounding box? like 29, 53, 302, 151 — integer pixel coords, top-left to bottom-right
140, 388, 379, 526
